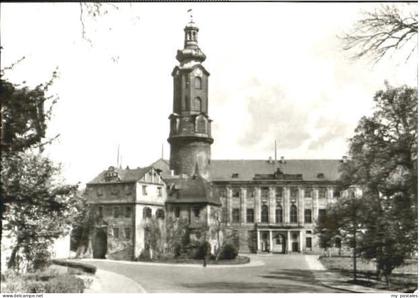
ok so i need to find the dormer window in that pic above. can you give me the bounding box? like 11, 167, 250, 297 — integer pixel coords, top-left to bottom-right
105, 166, 119, 182
232, 173, 239, 178
317, 173, 325, 179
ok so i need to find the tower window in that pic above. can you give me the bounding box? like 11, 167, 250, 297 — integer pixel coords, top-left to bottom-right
196, 116, 206, 133
194, 77, 202, 89
193, 97, 202, 112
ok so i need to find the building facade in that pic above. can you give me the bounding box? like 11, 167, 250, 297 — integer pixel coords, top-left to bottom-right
85, 166, 166, 260
84, 19, 347, 260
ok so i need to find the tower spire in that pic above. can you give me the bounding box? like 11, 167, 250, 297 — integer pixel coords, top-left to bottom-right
187, 8, 193, 23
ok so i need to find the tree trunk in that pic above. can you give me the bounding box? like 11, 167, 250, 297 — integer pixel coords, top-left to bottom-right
7, 245, 20, 270
352, 228, 357, 282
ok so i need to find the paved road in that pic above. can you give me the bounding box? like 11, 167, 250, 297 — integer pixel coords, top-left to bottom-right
82, 254, 346, 293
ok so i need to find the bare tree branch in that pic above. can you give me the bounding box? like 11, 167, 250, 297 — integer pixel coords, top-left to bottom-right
341, 4, 418, 64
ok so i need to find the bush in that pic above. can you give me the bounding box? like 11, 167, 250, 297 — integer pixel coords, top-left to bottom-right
1, 271, 85, 293
219, 243, 238, 260
52, 259, 96, 274
193, 241, 211, 260
45, 274, 85, 293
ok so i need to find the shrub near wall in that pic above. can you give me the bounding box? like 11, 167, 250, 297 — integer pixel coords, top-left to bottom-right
2, 270, 85, 293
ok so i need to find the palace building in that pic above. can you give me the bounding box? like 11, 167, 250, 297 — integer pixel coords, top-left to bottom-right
85, 19, 346, 260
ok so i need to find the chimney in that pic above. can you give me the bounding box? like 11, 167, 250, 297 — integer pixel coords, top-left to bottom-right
268, 156, 273, 163
342, 156, 348, 163
170, 169, 175, 176
280, 156, 285, 164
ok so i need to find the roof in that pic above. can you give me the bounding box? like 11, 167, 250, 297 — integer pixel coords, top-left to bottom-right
209, 159, 342, 182
148, 158, 342, 182
165, 174, 221, 206
87, 166, 153, 184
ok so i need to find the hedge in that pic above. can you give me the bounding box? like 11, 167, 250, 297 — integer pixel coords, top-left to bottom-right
52, 259, 97, 274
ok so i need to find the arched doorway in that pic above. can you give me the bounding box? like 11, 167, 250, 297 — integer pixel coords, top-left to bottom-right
93, 227, 107, 259
273, 233, 286, 253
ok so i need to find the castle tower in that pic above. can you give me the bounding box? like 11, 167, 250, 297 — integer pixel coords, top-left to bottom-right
168, 19, 213, 180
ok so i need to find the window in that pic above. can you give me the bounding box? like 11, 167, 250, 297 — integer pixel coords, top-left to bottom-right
143, 207, 152, 219
318, 209, 327, 223
222, 206, 228, 222
125, 206, 131, 218
275, 206, 283, 223
275, 187, 283, 198
262, 187, 269, 198
231, 173, 239, 178
261, 205, 269, 223
193, 207, 200, 218
98, 206, 103, 217
248, 188, 254, 198
246, 208, 254, 223
124, 228, 131, 240
290, 187, 298, 200
142, 185, 147, 195
194, 77, 202, 89
96, 188, 103, 196
306, 237, 312, 249
304, 209, 312, 223
113, 228, 119, 239
175, 207, 180, 218
193, 97, 202, 112
232, 188, 240, 198
157, 187, 162, 197
304, 188, 312, 198
156, 209, 165, 219
113, 206, 120, 218
196, 117, 206, 133
219, 188, 227, 198
333, 189, 341, 198
290, 204, 298, 223
319, 187, 326, 198
232, 208, 240, 223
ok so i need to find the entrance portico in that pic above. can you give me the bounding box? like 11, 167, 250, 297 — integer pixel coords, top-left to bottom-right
256, 226, 304, 253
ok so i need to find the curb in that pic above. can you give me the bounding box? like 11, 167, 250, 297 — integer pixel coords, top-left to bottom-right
77, 258, 265, 268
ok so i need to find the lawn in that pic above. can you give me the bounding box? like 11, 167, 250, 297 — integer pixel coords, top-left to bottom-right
319, 256, 417, 292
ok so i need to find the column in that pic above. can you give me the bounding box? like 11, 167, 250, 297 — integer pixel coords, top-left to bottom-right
269, 186, 276, 223
257, 230, 261, 252
240, 187, 247, 223
284, 187, 290, 223
269, 230, 273, 252
298, 187, 304, 225
327, 186, 333, 206
313, 188, 319, 222
227, 187, 232, 224
299, 230, 304, 252
287, 230, 291, 253
254, 187, 261, 223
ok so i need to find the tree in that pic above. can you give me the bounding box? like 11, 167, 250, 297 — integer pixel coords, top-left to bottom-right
342, 4, 417, 63
1, 63, 79, 272
316, 190, 366, 282
337, 84, 417, 285
1, 153, 79, 271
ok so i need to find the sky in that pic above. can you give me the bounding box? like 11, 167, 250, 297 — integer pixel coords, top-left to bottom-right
1, 2, 417, 186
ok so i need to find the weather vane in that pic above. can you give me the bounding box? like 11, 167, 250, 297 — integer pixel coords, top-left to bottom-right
187, 8, 194, 23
